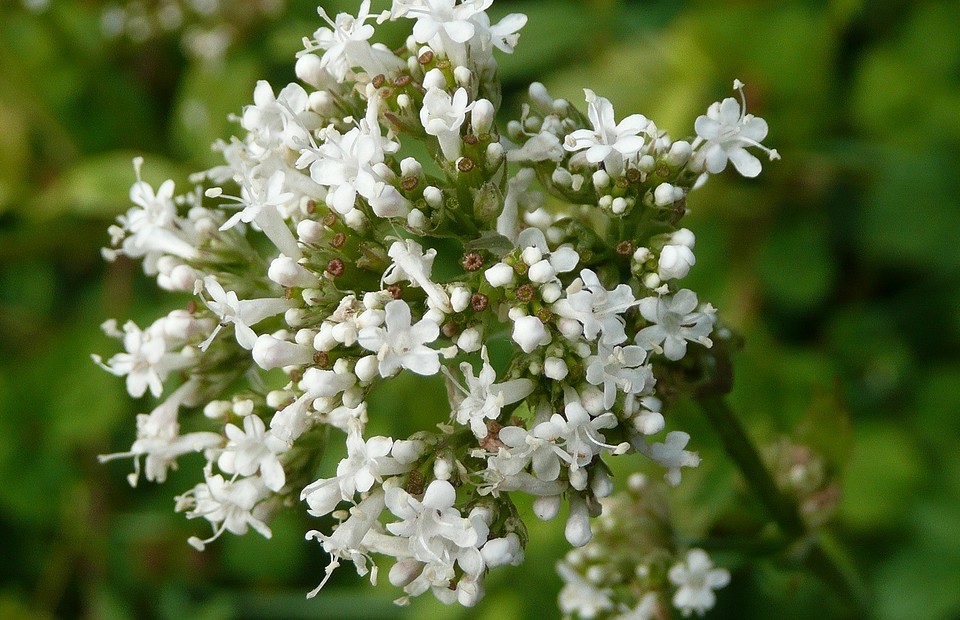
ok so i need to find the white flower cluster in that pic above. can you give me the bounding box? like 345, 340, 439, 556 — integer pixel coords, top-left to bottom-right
97, 0, 775, 611
557, 474, 730, 619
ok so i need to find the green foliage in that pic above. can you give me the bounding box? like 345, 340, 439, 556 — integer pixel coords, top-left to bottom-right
1, 0, 958, 618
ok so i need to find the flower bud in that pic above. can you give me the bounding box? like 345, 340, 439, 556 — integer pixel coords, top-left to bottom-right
658, 244, 696, 280
532, 494, 561, 520
512, 315, 551, 353
470, 98, 494, 134
389, 559, 423, 587
543, 357, 568, 380
457, 327, 482, 352
295, 53, 329, 89
253, 334, 315, 370
269, 255, 317, 288
453, 65, 472, 87
484, 262, 515, 287
423, 186, 443, 208
450, 286, 471, 313
354, 355, 379, 383
565, 494, 592, 547
666, 140, 692, 166
297, 219, 325, 244
422, 68, 446, 90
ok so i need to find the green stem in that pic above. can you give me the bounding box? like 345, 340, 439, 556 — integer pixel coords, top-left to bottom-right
697, 396, 870, 615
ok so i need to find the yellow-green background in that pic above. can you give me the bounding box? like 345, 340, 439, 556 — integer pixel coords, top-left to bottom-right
1, 0, 959, 618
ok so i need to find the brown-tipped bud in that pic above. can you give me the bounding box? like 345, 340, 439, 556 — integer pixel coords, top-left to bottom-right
186, 300, 197, 314
615, 176, 630, 189
306, 199, 317, 214
536, 307, 553, 323
372, 74, 386, 89
656, 164, 671, 178
626, 168, 642, 184
400, 176, 419, 192
436, 59, 450, 70
442, 321, 459, 338
321, 212, 337, 227
463, 134, 479, 146
471, 293, 489, 312
515, 283, 535, 302
418, 50, 434, 65
387, 284, 403, 299
331, 232, 346, 249
462, 251, 484, 272
394, 74, 412, 88
457, 157, 476, 173
326, 259, 345, 277
616, 240, 635, 256
379, 87, 394, 99
313, 351, 330, 368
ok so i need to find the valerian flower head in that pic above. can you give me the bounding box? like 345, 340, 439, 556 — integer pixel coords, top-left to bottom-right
98, 0, 777, 612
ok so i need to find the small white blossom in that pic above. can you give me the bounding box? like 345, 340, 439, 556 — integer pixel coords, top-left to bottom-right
668, 548, 730, 616
199, 277, 294, 350
358, 299, 440, 377
564, 89, 649, 174
420, 87, 474, 161
554, 269, 637, 346
453, 347, 534, 437
218, 415, 289, 492
635, 290, 715, 360
694, 80, 779, 178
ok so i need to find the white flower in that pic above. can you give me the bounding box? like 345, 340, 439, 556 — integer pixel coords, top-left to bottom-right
553, 403, 620, 490
694, 80, 779, 178
98, 382, 221, 486
383, 239, 451, 313
556, 561, 614, 619
358, 299, 440, 377
92, 320, 193, 398
420, 87, 474, 161
304, 0, 404, 81
668, 548, 730, 617
181, 472, 272, 550
305, 488, 387, 597
453, 347, 534, 437
218, 415, 289, 492
297, 99, 404, 217
564, 89, 649, 174
648, 431, 701, 487
117, 165, 197, 262
199, 276, 294, 350
517, 227, 580, 284
241, 81, 317, 150
554, 269, 637, 346
635, 290, 715, 360
403, 0, 493, 45
386, 480, 488, 581
585, 344, 654, 409
301, 427, 402, 516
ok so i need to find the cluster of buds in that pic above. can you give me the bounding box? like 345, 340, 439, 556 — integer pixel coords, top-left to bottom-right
557, 474, 730, 619
97, 0, 777, 611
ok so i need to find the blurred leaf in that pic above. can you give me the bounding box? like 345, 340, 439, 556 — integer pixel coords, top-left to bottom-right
857, 146, 960, 272
756, 218, 837, 309
794, 385, 853, 476
851, 2, 960, 148
170, 54, 263, 165
839, 422, 923, 530
0, 102, 29, 212
493, 0, 607, 84
28, 151, 186, 220
220, 511, 307, 583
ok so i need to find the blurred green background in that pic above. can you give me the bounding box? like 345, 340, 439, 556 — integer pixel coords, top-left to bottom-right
1, 0, 959, 618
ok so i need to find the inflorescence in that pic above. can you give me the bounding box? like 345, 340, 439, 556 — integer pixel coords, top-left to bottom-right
96, 0, 778, 614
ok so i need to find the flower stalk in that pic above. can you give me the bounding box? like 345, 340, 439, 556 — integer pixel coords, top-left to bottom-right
697, 395, 869, 615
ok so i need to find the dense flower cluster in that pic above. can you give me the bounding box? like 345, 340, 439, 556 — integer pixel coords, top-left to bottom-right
97, 0, 776, 611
